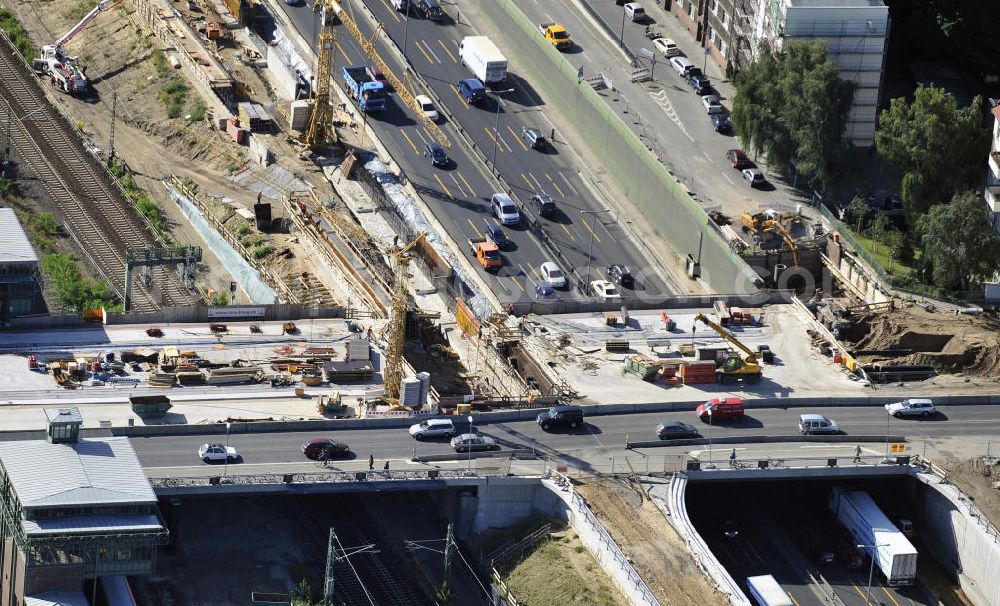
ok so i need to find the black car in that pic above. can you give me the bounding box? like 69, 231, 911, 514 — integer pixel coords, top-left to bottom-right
529, 194, 556, 218
486, 224, 510, 249
689, 76, 712, 95
414, 0, 442, 20
424, 142, 449, 167
302, 438, 351, 459
656, 421, 700, 440
537, 405, 584, 431
711, 114, 732, 133
606, 264, 634, 288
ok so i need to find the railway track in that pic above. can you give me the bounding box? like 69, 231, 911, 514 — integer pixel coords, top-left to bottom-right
0, 35, 194, 311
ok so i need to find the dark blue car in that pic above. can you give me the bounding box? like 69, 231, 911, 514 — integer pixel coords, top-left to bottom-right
457, 79, 486, 104
712, 114, 732, 133
486, 224, 510, 249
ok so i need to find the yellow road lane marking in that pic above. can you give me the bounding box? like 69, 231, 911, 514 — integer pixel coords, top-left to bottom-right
335, 41, 351, 64
416, 40, 434, 64
509, 276, 525, 292
508, 125, 529, 150
881, 586, 902, 606
483, 127, 503, 152
582, 218, 603, 244
378, 0, 400, 21
456, 172, 474, 196
849, 579, 867, 601
437, 39, 457, 62
433, 174, 453, 198
521, 173, 534, 191
786, 591, 800, 606
561, 224, 575, 241
400, 129, 419, 154
529, 264, 542, 281
545, 173, 565, 197
467, 218, 482, 238
450, 84, 469, 109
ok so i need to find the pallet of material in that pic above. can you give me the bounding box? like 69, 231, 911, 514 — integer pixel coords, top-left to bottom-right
346, 339, 370, 361
148, 372, 176, 388
681, 360, 716, 385
175, 370, 206, 385
237, 102, 273, 132
713, 301, 731, 325
323, 360, 374, 381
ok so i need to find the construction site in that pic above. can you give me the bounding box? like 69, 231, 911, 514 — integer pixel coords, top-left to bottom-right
2, 0, 1000, 605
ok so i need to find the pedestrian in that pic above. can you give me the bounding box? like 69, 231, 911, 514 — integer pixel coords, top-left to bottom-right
368, 454, 375, 470
550, 128, 555, 142
729, 448, 737, 467
854, 445, 862, 463
320, 449, 329, 467
383, 460, 390, 470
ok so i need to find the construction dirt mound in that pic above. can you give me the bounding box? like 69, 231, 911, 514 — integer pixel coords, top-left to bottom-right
846, 306, 1000, 378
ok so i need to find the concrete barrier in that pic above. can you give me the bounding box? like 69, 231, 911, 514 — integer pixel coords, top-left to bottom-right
414, 449, 536, 463
626, 435, 907, 450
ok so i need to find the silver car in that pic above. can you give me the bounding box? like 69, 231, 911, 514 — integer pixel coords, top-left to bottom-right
884, 398, 935, 417
409, 418, 456, 440
450, 433, 499, 452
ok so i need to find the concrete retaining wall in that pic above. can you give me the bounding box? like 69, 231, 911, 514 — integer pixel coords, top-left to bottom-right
917, 472, 1000, 606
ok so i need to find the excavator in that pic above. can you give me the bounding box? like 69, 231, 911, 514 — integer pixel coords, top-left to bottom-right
694, 312, 763, 384
739, 209, 799, 266
33, 0, 114, 94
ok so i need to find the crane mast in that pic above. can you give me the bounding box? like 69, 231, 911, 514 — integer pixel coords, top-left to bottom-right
304, 2, 338, 148
383, 232, 426, 404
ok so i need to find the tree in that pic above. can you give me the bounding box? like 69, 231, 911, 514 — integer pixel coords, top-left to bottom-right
867, 213, 891, 254
884, 229, 905, 270
844, 196, 870, 233
875, 85, 990, 215
731, 40, 854, 190
919, 191, 1000, 291
924, 0, 1000, 79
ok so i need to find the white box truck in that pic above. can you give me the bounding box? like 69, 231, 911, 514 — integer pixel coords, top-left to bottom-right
745, 575, 792, 606
459, 36, 507, 85
828, 487, 917, 586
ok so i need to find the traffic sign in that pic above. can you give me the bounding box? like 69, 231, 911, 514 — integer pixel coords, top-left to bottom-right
639, 48, 655, 60
890, 443, 905, 453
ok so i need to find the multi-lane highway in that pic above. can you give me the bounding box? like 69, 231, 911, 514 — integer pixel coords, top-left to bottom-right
268, 0, 670, 301
132, 403, 998, 472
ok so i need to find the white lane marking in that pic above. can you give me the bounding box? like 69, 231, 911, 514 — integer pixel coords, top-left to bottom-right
703, 151, 714, 162
449, 173, 466, 197
420, 40, 442, 63
649, 88, 695, 143
722, 173, 734, 185
558, 171, 579, 195
528, 172, 545, 192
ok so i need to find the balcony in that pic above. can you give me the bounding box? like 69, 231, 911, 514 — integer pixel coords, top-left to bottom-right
991, 150, 1000, 179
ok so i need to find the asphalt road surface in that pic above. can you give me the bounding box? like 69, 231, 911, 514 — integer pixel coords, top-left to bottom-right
268, 0, 669, 301
132, 403, 998, 471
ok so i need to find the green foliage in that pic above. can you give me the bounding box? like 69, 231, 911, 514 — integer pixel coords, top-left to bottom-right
290, 579, 317, 606
235, 224, 252, 237
731, 40, 853, 190
0, 9, 38, 60
434, 581, 456, 605
875, 85, 990, 214
40, 253, 119, 311
63, 0, 93, 24
918, 191, 1000, 291
210, 291, 229, 306
158, 79, 188, 119
73, 120, 86, 134
150, 49, 170, 78
0, 177, 14, 200
867, 213, 891, 254
924, 0, 1000, 79
845, 196, 870, 233
252, 244, 274, 260
30, 211, 58, 237
135, 192, 165, 233
188, 100, 207, 123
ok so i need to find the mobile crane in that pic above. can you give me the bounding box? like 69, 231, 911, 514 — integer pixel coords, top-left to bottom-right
34, 0, 114, 94
694, 312, 762, 384
305, 0, 449, 149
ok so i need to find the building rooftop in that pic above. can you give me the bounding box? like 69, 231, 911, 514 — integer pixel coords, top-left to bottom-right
0, 208, 38, 265
43, 407, 83, 424
25, 513, 162, 536
0, 437, 156, 509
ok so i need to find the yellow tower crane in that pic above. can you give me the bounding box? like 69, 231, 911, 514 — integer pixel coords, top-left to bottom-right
304, 1, 337, 148
305, 0, 450, 149
382, 232, 426, 405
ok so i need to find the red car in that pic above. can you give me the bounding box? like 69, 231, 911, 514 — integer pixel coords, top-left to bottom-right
726, 149, 753, 170
695, 397, 745, 422
302, 438, 351, 459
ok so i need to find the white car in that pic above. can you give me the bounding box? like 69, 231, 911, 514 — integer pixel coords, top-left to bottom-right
652, 37, 680, 57
491, 193, 520, 226
742, 168, 766, 187
884, 398, 935, 418
198, 443, 237, 463
701, 94, 724, 114
591, 280, 621, 300
624, 2, 645, 22
409, 418, 456, 440
540, 261, 567, 288
415, 94, 439, 122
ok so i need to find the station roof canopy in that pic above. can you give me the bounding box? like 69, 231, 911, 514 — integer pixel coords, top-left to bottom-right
0, 208, 38, 265
0, 437, 156, 509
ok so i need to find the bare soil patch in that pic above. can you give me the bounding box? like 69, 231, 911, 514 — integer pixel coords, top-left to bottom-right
575, 477, 727, 605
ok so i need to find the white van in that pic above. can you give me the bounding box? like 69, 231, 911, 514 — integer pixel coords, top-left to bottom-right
624, 3, 645, 22
669, 56, 695, 76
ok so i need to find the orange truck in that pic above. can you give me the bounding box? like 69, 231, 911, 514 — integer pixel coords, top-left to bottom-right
468, 238, 502, 271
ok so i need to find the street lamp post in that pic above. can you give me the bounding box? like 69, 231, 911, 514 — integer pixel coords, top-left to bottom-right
858, 543, 887, 605
489, 88, 515, 173
467, 414, 474, 471
401, 4, 410, 61
223, 421, 232, 478
581, 209, 611, 289
884, 408, 891, 462
619, 6, 626, 49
